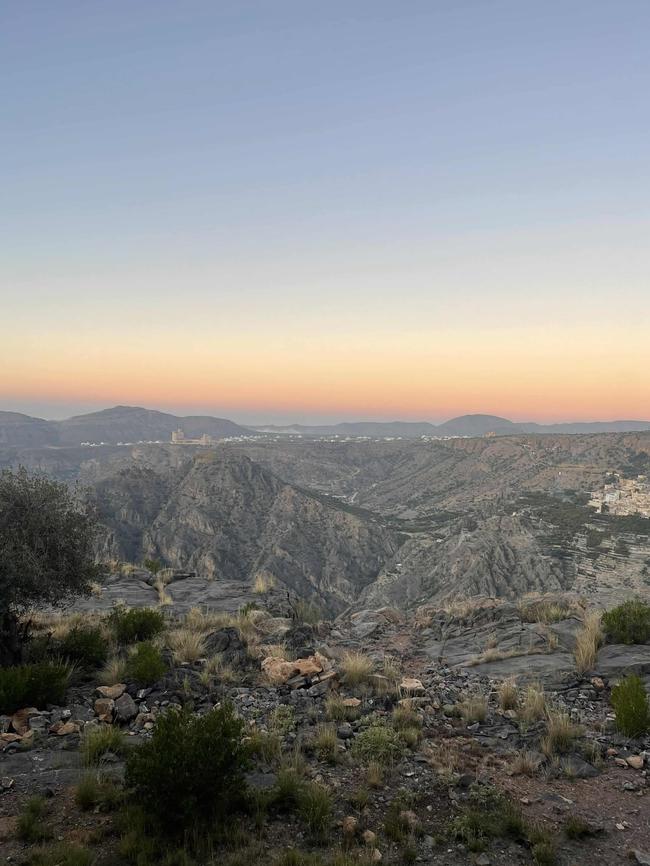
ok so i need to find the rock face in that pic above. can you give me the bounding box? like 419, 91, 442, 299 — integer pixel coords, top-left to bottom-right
91, 453, 398, 614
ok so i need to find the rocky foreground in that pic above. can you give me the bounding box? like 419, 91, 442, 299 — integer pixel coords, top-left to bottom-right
1, 595, 650, 866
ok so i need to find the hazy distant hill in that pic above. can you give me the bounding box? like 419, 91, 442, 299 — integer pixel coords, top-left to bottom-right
0, 406, 254, 447
57, 406, 253, 445
0, 411, 59, 447
255, 413, 650, 438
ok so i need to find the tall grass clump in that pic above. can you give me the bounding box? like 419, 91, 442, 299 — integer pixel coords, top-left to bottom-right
340, 651, 374, 687
611, 674, 650, 737
574, 611, 602, 673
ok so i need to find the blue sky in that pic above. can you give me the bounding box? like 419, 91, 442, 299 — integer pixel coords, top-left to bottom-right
2, 1, 649, 423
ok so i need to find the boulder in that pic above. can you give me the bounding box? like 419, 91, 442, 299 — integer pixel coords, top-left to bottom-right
94, 698, 115, 720
261, 652, 330, 685
114, 693, 138, 724
95, 684, 126, 700
399, 677, 425, 696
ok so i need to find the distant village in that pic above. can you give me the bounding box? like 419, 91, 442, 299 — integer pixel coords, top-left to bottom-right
589, 473, 650, 518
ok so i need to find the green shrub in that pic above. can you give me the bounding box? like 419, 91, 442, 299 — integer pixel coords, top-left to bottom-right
125, 704, 248, 838
60, 626, 108, 669
17, 796, 51, 843
0, 661, 70, 714
611, 674, 650, 737
352, 724, 404, 765
126, 641, 166, 685
602, 600, 650, 645
108, 607, 165, 644
75, 773, 123, 811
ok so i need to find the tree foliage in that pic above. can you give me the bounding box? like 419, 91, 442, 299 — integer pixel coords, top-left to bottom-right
0, 468, 98, 663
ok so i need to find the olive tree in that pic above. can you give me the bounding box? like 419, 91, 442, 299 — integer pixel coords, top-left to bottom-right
0, 468, 98, 664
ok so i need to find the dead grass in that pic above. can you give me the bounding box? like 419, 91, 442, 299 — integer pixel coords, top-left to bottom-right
510, 750, 540, 776
253, 573, 275, 594
458, 693, 488, 723
313, 723, 339, 763
574, 611, 602, 674
365, 761, 384, 788
341, 651, 374, 687
497, 677, 519, 711
166, 628, 206, 663
97, 656, 128, 686
541, 709, 583, 756
520, 683, 547, 723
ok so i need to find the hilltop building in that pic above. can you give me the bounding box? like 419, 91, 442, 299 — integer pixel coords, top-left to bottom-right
171, 429, 214, 446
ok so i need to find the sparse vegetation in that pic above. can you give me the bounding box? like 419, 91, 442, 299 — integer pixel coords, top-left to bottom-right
28, 843, 94, 866
602, 599, 650, 645
611, 673, 650, 737
17, 796, 52, 843
98, 655, 128, 685
458, 693, 488, 723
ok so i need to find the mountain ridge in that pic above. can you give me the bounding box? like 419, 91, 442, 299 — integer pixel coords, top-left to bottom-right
2, 405, 650, 448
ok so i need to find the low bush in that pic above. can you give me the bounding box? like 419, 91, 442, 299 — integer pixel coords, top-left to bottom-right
125, 641, 166, 685
352, 723, 404, 765
125, 704, 248, 838
75, 773, 123, 811
60, 625, 108, 669
0, 661, 70, 714
108, 607, 165, 644
602, 600, 650, 645
611, 674, 650, 737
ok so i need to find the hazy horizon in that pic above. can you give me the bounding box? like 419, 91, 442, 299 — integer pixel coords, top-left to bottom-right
1, 398, 649, 429
3, 2, 649, 419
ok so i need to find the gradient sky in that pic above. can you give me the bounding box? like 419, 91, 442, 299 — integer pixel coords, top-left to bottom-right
2, 1, 649, 424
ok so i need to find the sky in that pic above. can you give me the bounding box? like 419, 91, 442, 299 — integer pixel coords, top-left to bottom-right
1, 1, 649, 424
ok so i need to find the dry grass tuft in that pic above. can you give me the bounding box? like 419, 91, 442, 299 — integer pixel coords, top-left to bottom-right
341, 651, 374, 687
510, 750, 540, 776
574, 611, 602, 674
97, 656, 128, 686
253, 573, 275, 594
498, 677, 519, 711
166, 628, 206, 663
520, 683, 546, 723
458, 693, 488, 723
541, 710, 583, 756
365, 761, 384, 789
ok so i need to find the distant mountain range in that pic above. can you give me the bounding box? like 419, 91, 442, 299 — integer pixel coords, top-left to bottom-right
0, 406, 253, 447
253, 413, 650, 438
1, 407, 649, 449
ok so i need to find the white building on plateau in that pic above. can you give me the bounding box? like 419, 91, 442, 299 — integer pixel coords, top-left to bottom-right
171, 429, 213, 446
